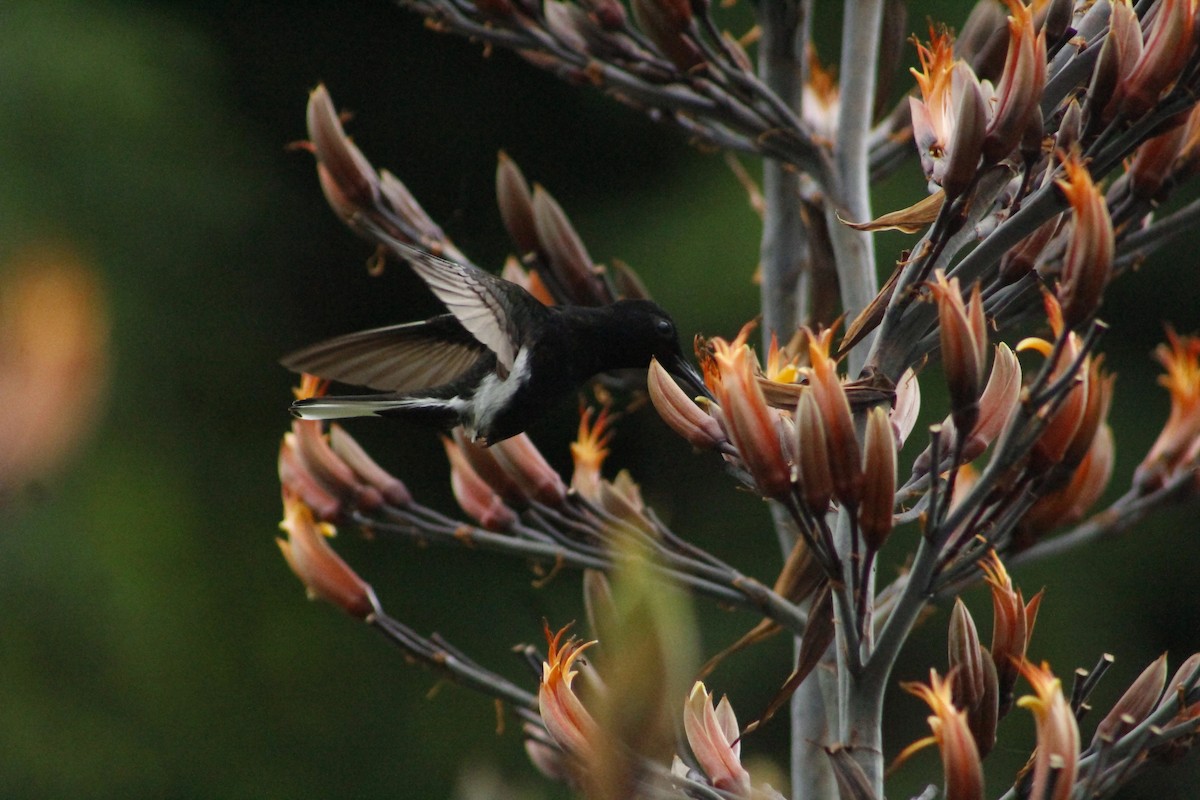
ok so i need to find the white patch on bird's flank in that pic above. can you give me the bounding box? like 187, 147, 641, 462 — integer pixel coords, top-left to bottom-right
470, 347, 531, 432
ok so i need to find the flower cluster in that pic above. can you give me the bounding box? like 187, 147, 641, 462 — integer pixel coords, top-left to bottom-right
273, 1, 1200, 797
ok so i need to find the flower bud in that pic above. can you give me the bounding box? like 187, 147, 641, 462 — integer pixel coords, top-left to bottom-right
307, 84, 380, 215
1093, 653, 1168, 747
807, 330, 862, 509
452, 427, 529, 508
532, 184, 608, 306
443, 436, 517, 531
930, 272, 988, 440
329, 424, 412, 506
630, 0, 702, 71
1055, 152, 1114, 330
648, 357, 727, 449
497, 151, 540, 255
859, 407, 897, 551
948, 598, 1000, 756
795, 389, 835, 515
982, 0, 1046, 163
491, 433, 568, 506
1119, 0, 1196, 119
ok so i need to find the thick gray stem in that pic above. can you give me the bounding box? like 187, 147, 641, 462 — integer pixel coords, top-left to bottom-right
757, 0, 811, 350
828, 0, 884, 377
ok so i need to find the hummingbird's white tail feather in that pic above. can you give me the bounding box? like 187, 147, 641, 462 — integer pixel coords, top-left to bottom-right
291, 396, 433, 420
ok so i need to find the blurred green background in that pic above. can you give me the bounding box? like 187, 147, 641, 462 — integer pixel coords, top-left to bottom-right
2, 1, 1198, 797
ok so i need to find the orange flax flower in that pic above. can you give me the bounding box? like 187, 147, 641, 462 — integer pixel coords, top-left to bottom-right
909, 28, 990, 197
1055, 152, 1114, 330
1017, 661, 1080, 800
571, 405, 615, 502
277, 492, 381, 620
899, 670, 985, 800
708, 327, 791, 499
539, 623, 601, 758
1136, 328, 1200, 491
981, 552, 1043, 714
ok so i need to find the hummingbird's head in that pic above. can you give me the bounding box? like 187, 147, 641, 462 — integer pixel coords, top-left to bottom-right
611, 299, 711, 399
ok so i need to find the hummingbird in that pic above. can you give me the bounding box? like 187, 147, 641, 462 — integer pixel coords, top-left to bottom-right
283, 224, 707, 445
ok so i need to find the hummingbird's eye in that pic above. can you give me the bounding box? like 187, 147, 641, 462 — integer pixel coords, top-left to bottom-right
656, 318, 674, 337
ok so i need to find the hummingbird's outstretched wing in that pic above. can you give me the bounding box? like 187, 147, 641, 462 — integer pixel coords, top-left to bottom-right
281, 314, 489, 393
357, 218, 545, 377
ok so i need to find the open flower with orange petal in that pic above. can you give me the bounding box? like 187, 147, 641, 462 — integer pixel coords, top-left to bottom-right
1017, 661, 1079, 800
1135, 328, 1200, 492
981, 552, 1042, 715
704, 325, 792, 499
571, 405, 615, 502
1055, 151, 1114, 330
909, 28, 988, 197
539, 623, 602, 759
898, 669, 985, 800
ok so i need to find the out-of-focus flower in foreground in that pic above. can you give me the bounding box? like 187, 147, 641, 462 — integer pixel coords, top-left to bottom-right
1136, 328, 1200, 492
0, 245, 109, 494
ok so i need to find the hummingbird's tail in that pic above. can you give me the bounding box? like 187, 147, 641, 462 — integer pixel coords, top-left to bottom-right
290, 394, 460, 425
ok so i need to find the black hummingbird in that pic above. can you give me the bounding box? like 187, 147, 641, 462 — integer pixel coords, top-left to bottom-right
283, 224, 707, 445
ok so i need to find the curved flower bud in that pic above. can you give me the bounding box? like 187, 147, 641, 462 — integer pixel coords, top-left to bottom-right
983, 0, 1047, 163
496, 151, 539, 255
630, 0, 702, 71
532, 184, 608, 306
278, 435, 343, 523
892, 368, 922, 448
1055, 152, 1114, 330
806, 329, 862, 509
491, 433, 568, 506
329, 424, 412, 506
648, 357, 727, 449
1089, 0, 1143, 126
930, 271, 988, 440
1119, 0, 1196, 118
683, 682, 751, 795
277, 492, 381, 620
1093, 653, 1168, 748
1017, 661, 1080, 800
452, 427, 530, 509
899, 669, 985, 800
443, 436, 517, 531
307, 84, 380, 217
859, 407, 897, 552
1016, 423, 1115, 548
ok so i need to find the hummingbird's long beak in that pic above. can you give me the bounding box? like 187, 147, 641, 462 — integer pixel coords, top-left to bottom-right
668, 355, 713, 401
